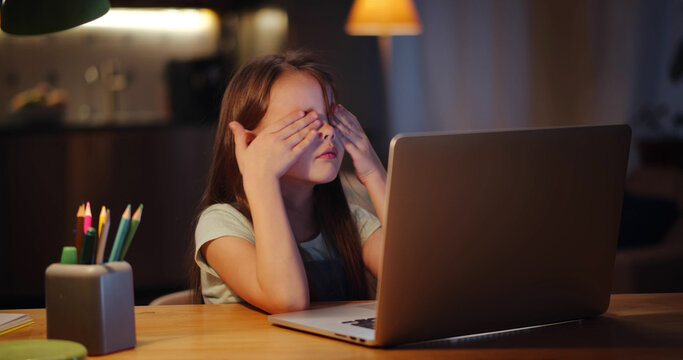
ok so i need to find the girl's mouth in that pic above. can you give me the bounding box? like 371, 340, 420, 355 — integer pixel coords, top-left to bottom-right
316, 147, 338, 160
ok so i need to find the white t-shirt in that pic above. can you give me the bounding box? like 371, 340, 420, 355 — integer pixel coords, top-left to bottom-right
195, 203, 381, 304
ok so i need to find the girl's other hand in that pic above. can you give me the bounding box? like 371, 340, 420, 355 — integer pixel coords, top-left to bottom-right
331, 104, 386, 185
230, 110, 322, 183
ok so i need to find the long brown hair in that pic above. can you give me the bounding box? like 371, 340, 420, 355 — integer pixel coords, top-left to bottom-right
190, 51, 368, 302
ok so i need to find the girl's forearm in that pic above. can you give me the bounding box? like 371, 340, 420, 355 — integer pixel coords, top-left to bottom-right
361, 169, 388, 225
244, 177, 309, 313
359, 169, 387, 278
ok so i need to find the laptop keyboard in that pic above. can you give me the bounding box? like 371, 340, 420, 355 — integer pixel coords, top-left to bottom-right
342, 317, 376, 330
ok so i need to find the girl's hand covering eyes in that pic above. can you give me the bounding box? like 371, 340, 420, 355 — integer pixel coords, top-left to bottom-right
331, 104, 386, 185
229, 110, 322, 182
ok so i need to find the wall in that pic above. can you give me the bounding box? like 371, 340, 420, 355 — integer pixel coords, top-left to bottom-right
0, 9, 220, 127
390, 0, 683, 169
0, 126, 214, 308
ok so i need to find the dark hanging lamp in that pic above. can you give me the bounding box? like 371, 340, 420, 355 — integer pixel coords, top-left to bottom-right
1, 0, 110, 35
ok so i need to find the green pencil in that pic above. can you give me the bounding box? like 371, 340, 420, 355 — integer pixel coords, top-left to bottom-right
80, 227, 97, 264
119, 204, 143, 260
108, 204, 131, 262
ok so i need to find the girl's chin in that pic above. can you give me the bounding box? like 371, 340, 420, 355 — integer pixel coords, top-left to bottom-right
309, 172, 339, 184
282, 171, 339, 186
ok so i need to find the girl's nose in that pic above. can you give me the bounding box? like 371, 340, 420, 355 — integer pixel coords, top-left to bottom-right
319, 122, 335, 140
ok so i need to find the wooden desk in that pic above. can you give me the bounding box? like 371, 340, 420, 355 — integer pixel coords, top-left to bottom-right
2, 293, 682, 359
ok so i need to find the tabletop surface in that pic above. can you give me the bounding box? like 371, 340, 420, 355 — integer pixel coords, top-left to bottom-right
1, 293, 682, 359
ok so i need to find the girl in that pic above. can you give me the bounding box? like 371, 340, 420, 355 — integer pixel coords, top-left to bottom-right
193, 51, 387, 314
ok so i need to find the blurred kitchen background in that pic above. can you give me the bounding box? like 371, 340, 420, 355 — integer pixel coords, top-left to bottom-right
1, 0, 681, 308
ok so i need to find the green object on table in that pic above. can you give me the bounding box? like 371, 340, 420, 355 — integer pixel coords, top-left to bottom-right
0, 339, 86, 360
60, 246, 78, 264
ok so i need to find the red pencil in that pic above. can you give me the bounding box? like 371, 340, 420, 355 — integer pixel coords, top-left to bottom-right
83, 201, 92, 234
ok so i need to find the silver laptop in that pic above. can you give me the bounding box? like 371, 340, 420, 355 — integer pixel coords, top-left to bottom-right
269, 125, 631, 347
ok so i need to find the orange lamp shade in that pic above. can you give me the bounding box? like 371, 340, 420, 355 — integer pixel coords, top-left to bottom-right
345, 0, 422, 36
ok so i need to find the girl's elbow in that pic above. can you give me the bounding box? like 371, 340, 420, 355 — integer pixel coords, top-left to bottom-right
266, 294, 309, 314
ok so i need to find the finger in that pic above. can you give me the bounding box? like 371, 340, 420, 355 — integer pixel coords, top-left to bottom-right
332, 115, 364, 142
333, 104, 364, 134
332, 123, 363, 154
263, 109, 306, 134
229, 121, 248, 154
332, 113, 363, 143
277, 111, 320, 139
285, 118, 322, 148
338, 134, 361, 157
339, 137, 361, 160
291, 128, 321, 155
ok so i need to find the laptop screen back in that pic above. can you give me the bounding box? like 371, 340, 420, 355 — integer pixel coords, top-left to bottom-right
375, 125, 631, 345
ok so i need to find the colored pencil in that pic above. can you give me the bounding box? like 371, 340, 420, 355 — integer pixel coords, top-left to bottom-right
98, 205, 107, 237
80, 227, 97, 264
83, 201, 92, 234
96, 208, 111, 264
119, 204, 143, 260
108, 205, 131, 262
74, 203, 85, 260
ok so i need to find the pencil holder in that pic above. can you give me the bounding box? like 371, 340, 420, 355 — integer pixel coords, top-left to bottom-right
45, 261, 136, 355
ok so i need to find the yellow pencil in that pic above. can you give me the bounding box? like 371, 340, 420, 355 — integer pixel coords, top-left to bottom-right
98, 205, 107, 237
96, 209, 111, 264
